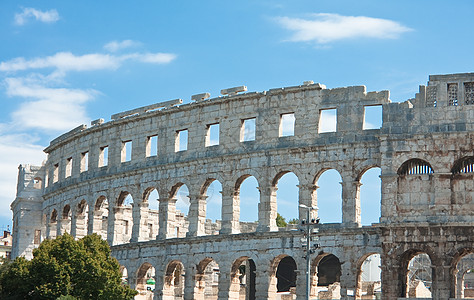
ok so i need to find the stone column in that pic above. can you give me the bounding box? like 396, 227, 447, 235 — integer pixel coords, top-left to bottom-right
380, 251, 399, 300
341, 180, 361, 227
183, 265, 196, 300
379, 174, 397, 223
217, 267, 234, 300
254, 269, 275, 300
298, 183, 318, 221
295, 269, 307, 299
431, 258, 451, 299
158, 198, 177, 239
339, 261, 356, 300
220, 186, 240, 235
187, 194, 207, 237
256, 184, 278, 232
107, 206, 124, 245
131, 201, 149, 242
70, 212, 78, 238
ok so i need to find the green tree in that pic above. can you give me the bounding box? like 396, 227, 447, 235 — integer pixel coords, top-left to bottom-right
0, 233, 137, 300
287, 218, 299, 225
276, 213, 287, 227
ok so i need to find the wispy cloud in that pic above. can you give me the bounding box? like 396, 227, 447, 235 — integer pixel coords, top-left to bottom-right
14, 7, 59, 26
104, 40, 141, 52
5, 77, 97, 132
0, 51, 177, 73
275, 13, 412, 44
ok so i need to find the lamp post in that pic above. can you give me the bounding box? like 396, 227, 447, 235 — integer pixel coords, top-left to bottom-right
299, 204, 319, 300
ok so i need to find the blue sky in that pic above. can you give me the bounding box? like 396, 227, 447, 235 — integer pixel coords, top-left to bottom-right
1, 1, 473, 230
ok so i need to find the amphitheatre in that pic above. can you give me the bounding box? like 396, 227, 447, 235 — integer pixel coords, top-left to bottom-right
10, 72, 474, 299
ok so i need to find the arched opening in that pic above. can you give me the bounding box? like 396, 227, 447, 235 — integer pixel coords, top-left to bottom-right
163, 260, 185, 299
359, 167, 381, 225
274, 172, 299, 228
237, 175, 259, 233
173, 184, 190, 238
144, 188, 159, 240
311, 253, 342, 299
136, 262, 155, 300
452, 156, 474, 174
75, 200, 89, 239
398, 159, 434, 175
60, 205, 72, 235
116, 191, 133, 244
202, 179, 222, 235
195, 258, 220, 300
49, 209, 58, 239
230, 257, 256, 300
356, 253, 381, 299
316, 169, 343, 223
455, 253, 474, 298
403, 252, 432, 298
271, 255, 297, 299
93, 196, 108, 239
120, 266, 129, 286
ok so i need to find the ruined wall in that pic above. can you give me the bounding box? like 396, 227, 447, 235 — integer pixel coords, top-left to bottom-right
11, 73, 474, 299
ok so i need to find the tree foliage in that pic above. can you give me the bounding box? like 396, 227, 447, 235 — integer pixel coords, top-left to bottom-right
276, 213, 287, 227
0, 233, 137, 300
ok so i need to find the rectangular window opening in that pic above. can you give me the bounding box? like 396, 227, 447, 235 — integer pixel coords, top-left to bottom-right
53, 163, 59, 182
34, 229, 41, 245
175, 129, 188, 152
99, 146, 108, 167
206, 123, 220, 147
81, 152, 89, 172
279, 113, 295, 137
121, 141, 132, 162
318, 108, 337, 133
147, 135, 158, 157
363, 105, 383, 130
65, 157, 72, 178
241, 118, 256, 142
448, 83, 458, 106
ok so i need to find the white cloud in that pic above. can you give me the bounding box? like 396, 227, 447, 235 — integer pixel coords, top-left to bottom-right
104, 40, 140, 52
275, 13, 412, 44
0, 133, 46, 219
0, 51, 177, 73
14, 7, 59, 26
5, 77, 96, 132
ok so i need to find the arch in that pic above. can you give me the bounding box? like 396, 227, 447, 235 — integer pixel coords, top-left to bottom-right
400, 250, 433, 298
315, 169, 343, 223
93, 195, 108, 239
202, 179, 222, 225
355, 253, 381, 299
236, 175, 259, 232
453, 251, 474, 298
229, 256, 256, 300
143, 187, 159, 240
48, 208, 58, 239
164, 260, 185, 299
195, 257, 220, 300
62, 204, 71, 219
60, 204, 72, 235
398, 159, 434, 175
136, 262, 155, 298
120, 266, 129, 286
50, 209, 58, 223
75, 199, 89, 239
273, 171, 299, 226
359, 167, 382, 225
115, 191, 133, 244
310, 253, 342, 299
452, 156, 474, 174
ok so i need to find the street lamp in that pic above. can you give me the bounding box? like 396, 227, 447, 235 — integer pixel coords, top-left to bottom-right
299, 204, 320, 300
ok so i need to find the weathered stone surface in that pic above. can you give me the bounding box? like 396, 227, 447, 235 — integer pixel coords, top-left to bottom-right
11, 73, 474, 299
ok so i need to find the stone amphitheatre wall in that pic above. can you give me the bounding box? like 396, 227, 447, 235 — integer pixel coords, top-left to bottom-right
11, 73, 474, 299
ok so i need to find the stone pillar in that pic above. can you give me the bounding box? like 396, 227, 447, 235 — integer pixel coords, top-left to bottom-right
379, 174, 397, 223
380, 251, 399, 300
70, 212, 78, 238
431, 259, 451, 299
220, 186, 240, 235
187, 194, 207, 237
341, 180, 361, 227
131, 201, 149, 242
254, 269, 275, 300
158, 198, 177, 239
295, 269, 307, 299
183, 265, 196, 300
339, 261, 356, 300
298, 183, 318, 221
75, 213, 87, 239
217, 267, 234, 300
45, 213, 51, 238
107, 206, 124, 245
256, 184, 278, 232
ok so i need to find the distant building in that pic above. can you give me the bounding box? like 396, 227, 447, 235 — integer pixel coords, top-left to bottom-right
0, 230, 12, 261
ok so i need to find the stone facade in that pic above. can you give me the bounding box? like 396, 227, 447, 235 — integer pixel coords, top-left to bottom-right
10, 73, 474, 299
